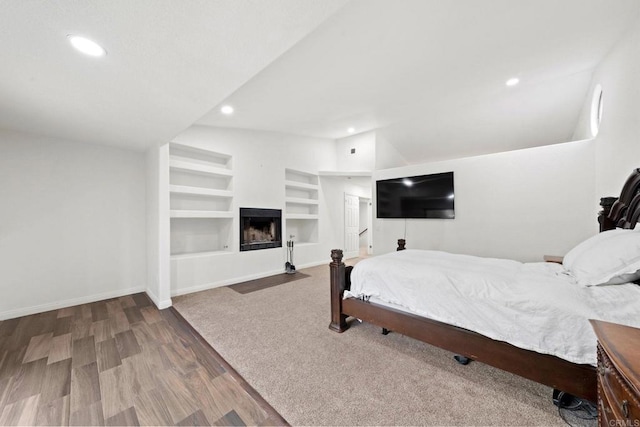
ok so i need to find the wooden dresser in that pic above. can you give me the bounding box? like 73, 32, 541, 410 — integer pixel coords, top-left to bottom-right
590, 320, 640, 427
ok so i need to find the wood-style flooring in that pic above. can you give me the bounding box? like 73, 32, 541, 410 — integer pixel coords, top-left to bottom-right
0, 293, 287, 426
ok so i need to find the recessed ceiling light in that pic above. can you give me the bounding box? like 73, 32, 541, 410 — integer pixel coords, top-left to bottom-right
506, 77, 520, 87
221, 105, 234, 115
68, 35, 106, 57
347, 127, 355, 133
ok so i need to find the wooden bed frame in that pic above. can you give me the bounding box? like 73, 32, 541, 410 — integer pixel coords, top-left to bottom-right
329, 168, 640, 403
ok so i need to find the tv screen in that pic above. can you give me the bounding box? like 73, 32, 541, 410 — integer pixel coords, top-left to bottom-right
376, 172, 454, 219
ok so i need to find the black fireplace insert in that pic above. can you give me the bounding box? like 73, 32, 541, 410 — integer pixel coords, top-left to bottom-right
240, 208, 282, 251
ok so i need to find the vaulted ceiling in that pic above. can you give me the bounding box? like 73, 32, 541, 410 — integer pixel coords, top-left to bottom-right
2, 0, 639, 163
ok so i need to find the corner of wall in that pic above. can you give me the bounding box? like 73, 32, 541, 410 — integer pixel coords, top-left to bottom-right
569, 76, 596, 142
374, 132, 409, 170
145, 288, 172, 310
145, 143, 172, 309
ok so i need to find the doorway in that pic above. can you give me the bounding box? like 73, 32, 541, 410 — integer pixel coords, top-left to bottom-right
344, 193, 359, 259
359, 197, 372, 257
344, 193, 372, 259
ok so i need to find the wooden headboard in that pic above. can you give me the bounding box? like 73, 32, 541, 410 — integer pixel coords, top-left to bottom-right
600, 168, 640, 231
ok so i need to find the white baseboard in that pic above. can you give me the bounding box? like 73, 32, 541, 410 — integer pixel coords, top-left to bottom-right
171, 259, 330, 298
145, 288, 172, 310
170, 260, 323, 297
0, 286, 146, 321
294, 259, 327, 269
171, 267, 284, 297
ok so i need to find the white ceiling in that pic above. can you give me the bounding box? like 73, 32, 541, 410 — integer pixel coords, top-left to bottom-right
1, 1, 639, 162
0, 0, 348, 150
198, 0, 640, 163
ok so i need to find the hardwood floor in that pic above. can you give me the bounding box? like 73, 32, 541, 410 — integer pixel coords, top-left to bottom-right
0, 294, 287, 426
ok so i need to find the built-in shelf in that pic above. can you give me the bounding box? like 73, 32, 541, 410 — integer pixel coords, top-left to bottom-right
169, 142, 234, 256
293, 242, 317, 247
170, 185, 233, 198
285, 169, 319, 244
285, 197, 319, 205
169, 142, 232, 163
170, 158, 233, 177
284, 180, 318, 191
170, 210, 234, 219
286, 213, 319, 220
170, 249, 233, 260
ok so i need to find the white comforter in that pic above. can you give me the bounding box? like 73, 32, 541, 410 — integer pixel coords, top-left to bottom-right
345, 249, 640, 365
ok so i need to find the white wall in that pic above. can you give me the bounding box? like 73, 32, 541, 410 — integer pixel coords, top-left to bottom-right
373, 140, 596, 261
375, 133, 407, 170
169, 126, 340, 295
146, 144, 171, 309
0, 130, 147, 319
572, 14, 640, 198
335, 131, 375, 171
335, 130, 408, 171
370, 16, 640, 262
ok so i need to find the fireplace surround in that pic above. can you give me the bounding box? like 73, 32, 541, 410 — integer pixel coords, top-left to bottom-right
240, 208, 282, 252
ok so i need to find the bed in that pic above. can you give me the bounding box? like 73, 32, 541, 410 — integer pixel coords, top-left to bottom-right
329, 169, 640, 403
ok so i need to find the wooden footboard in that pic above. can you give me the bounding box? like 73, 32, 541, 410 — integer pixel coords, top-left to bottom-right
328, 249, 597, 402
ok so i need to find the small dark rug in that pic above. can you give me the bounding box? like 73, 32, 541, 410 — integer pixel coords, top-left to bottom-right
228, 272, 310, 294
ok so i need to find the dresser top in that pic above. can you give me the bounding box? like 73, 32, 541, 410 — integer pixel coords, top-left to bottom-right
590, 319, 640, 395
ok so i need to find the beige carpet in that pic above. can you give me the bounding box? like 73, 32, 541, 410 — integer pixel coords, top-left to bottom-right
174, 263, 571, 426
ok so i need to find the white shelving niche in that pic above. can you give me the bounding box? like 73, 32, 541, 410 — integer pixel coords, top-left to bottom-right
285, 169, 319, 244
169, 143, 233, 257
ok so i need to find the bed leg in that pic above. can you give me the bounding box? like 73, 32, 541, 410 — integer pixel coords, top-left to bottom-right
454, 355, 471, 365
382, 328, 390, 335
329, 249, 348, 333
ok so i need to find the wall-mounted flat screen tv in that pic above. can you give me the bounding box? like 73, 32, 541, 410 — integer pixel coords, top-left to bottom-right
376, 171, 454, 219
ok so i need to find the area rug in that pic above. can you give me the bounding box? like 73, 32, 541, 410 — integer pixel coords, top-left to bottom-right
173, 263, 576, 426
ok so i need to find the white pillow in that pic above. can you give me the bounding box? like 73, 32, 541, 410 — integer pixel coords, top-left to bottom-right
563, 229, 628, 269
564, 230, 640, 286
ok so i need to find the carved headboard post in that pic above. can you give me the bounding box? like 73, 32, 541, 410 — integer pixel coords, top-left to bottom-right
599, 169, 640, 231
606, 168, 640, 229
397, 239, 406, 251
599, 197, 618, 232
621, 193, 640, 229
329, 249, 348, 333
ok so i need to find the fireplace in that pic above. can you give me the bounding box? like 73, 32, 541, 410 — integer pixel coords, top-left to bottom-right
240, 208, 282, 252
